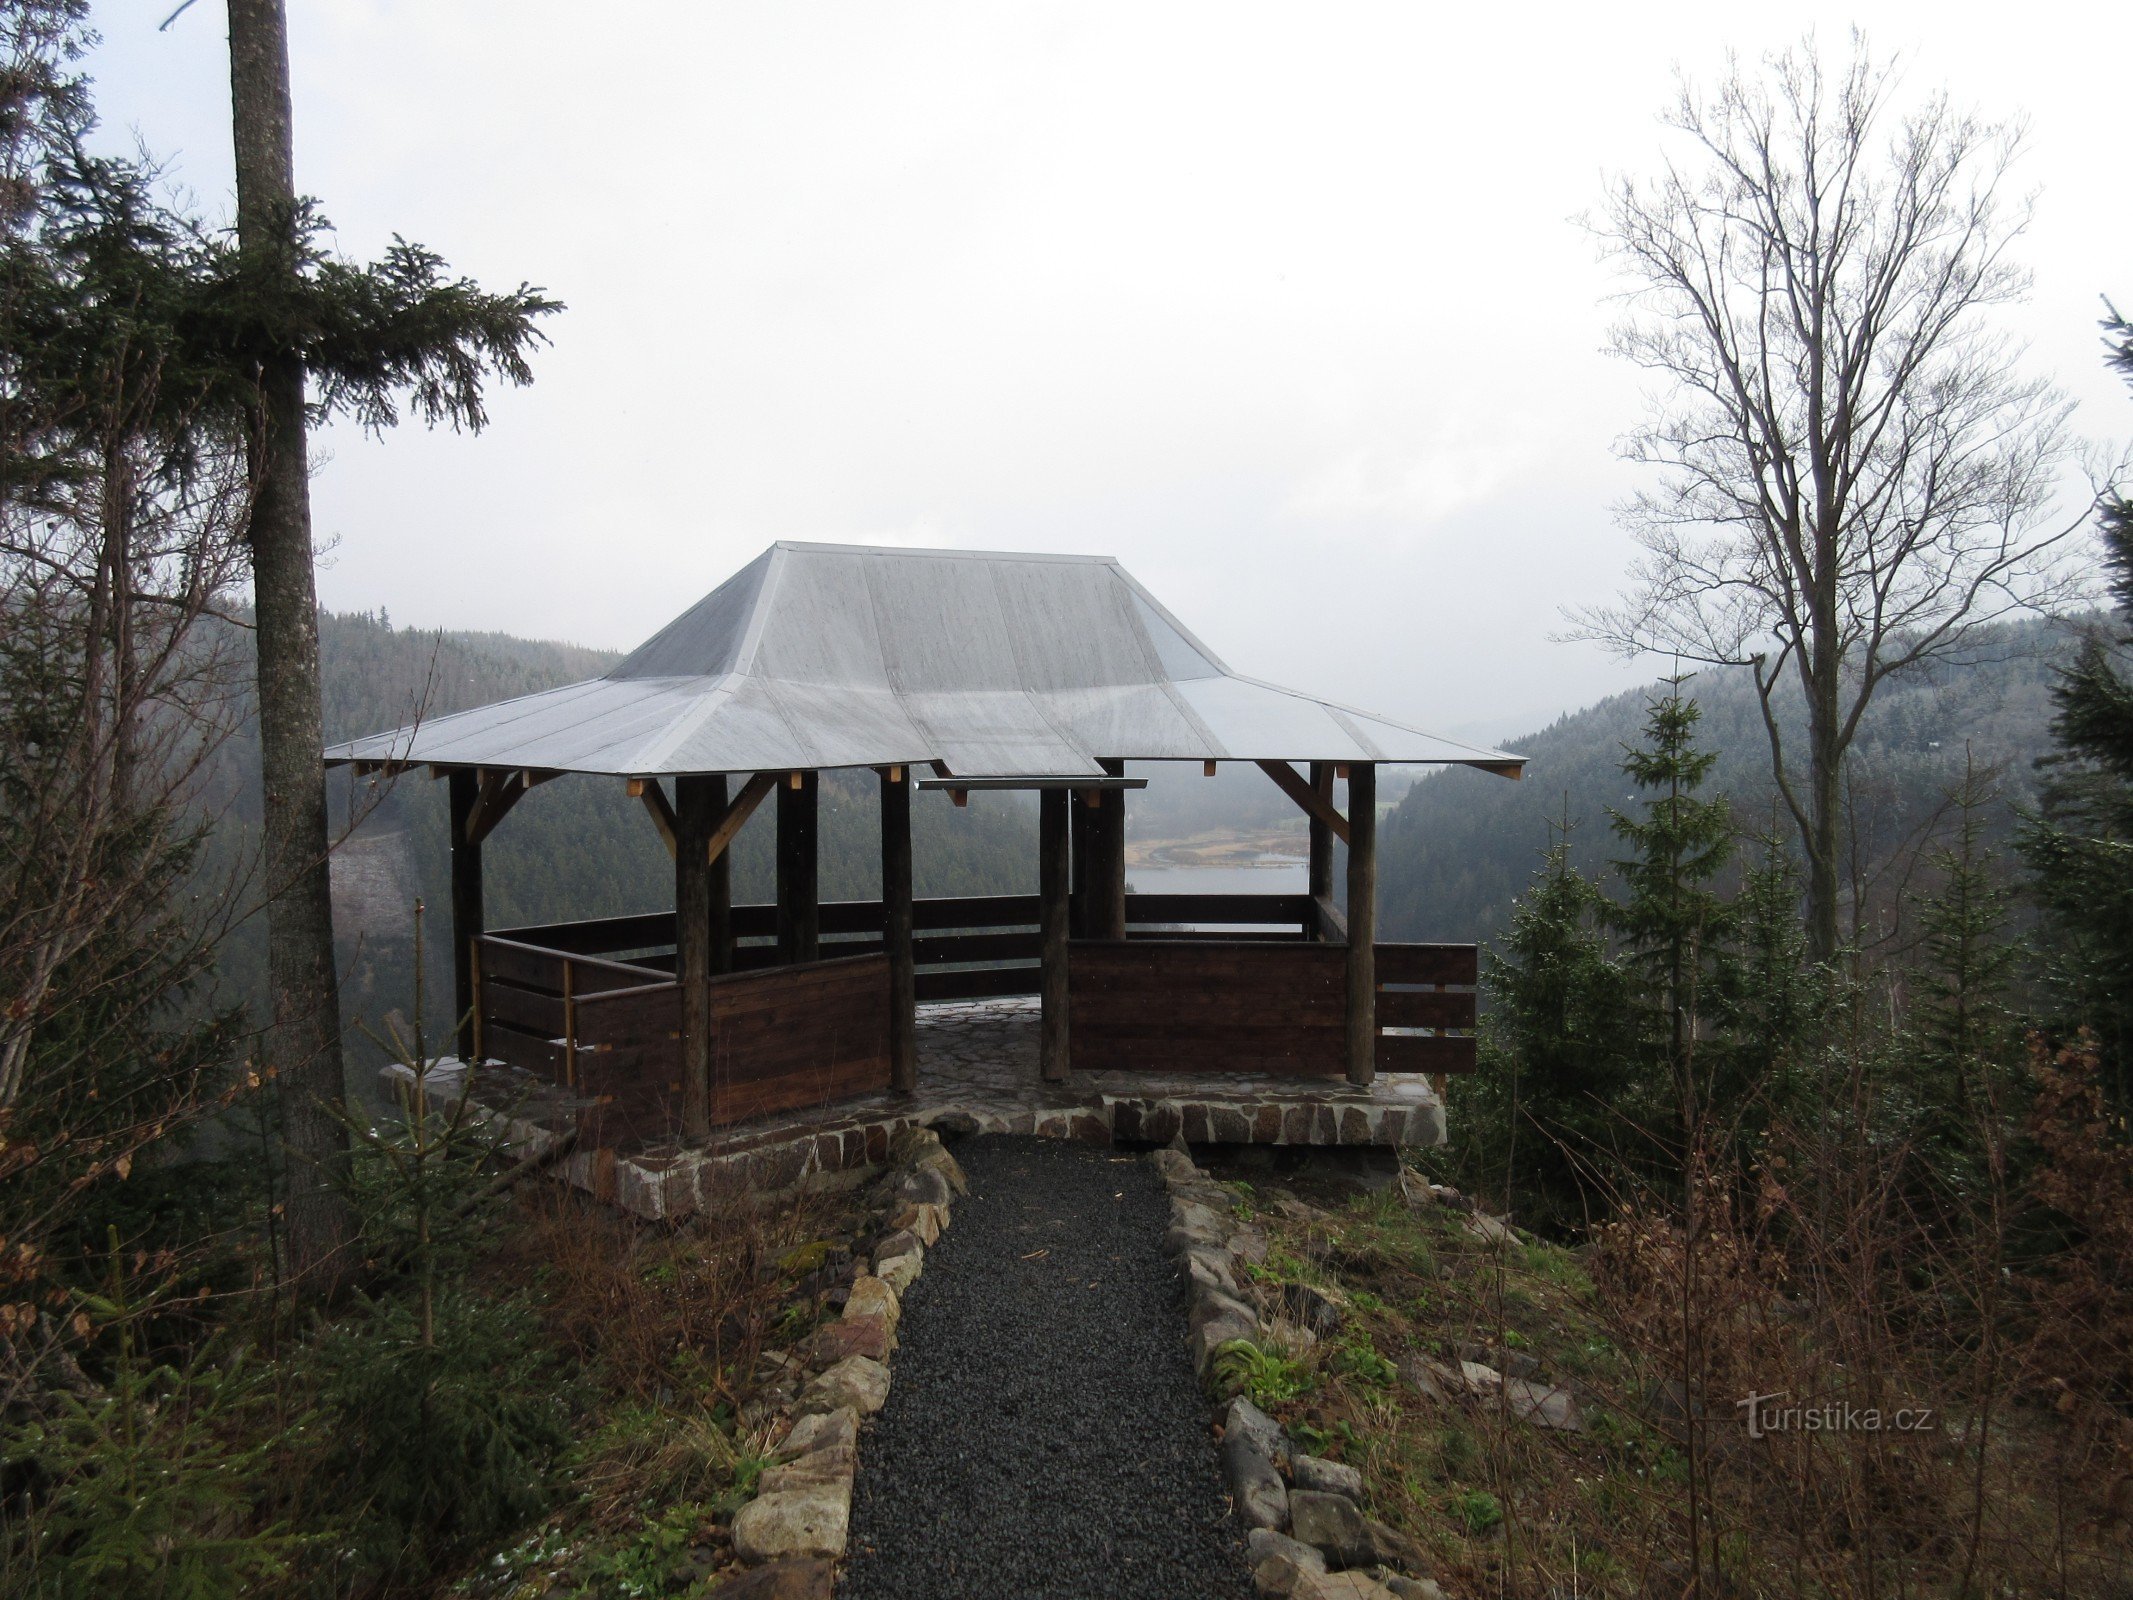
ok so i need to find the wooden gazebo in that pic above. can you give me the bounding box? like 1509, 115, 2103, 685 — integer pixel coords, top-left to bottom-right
326, 543, 1523, 1151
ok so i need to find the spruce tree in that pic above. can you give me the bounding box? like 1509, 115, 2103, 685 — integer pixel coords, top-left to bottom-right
1478, 817, 1639, 1231
1607, 682, 1736, 1131
1903, 758, 2017, 1189
2017, 306, 2133, 1103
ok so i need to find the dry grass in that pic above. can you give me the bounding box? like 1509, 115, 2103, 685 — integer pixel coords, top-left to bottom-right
1217, 1128, 2133, 1600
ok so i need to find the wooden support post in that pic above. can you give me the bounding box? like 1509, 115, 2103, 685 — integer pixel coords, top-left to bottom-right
776, 769, 819, 964
706, 774, 733, 976
881, 766, 917, 1094
675, 775, 716, 1140
1069, 786, 1096, 938
1344, 762, 1377, 1088
448, 769, 483, 1061
1307, 760, 1334, 942
1096, 758, 1127, 939
1039, 786, 1070, 1082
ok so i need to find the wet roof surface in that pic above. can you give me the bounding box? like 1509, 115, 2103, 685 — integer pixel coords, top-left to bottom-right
323, 542, 1522, 779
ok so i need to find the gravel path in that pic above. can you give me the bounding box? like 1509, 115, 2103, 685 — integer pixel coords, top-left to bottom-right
839, 1136, 1256, 1600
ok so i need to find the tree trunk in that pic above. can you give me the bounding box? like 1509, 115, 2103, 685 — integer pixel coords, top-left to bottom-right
228, 0, 354, 1298
1805, 541, 1845, 966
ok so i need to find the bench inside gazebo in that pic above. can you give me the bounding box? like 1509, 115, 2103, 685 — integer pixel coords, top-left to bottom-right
328, 543, 1523, 1213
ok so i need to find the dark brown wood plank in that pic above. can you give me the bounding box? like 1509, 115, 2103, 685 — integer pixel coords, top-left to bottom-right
1376, 988, 1476, 1030
1375, 944, 1479, 986
911, 931, 1044, 965
477, 937, 564, 992
1123, 893, 1313, 926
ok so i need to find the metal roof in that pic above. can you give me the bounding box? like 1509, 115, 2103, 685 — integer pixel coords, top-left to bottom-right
323, 543, 1525, 780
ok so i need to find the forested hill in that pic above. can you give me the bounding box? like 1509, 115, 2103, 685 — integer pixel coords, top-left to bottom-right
1378, 617, 2080, 948
210, 611, 1037, 1052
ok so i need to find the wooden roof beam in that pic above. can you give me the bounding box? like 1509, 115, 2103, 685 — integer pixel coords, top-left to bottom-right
1256, 758, 1350, 845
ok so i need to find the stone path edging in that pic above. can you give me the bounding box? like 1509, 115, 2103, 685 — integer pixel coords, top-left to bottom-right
719, 1126, 969, 1598
1150, 1147, 1452, 1600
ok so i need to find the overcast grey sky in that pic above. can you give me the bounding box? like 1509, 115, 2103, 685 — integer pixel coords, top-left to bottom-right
84, 2, 2128, 743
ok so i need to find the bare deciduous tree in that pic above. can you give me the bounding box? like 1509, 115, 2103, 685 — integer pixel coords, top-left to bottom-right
1571, 35, 2090, 962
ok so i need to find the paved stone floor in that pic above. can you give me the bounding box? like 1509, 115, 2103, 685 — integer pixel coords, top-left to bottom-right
417, 997, 1446, 1221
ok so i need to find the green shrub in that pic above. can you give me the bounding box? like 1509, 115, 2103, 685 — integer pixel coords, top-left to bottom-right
1451, 1488, 1504, 1535
3, 1346, 306, 1598
309, 1287, 576, 1583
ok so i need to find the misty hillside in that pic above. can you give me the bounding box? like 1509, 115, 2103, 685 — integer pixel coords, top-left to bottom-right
1378, 617, 2079, 948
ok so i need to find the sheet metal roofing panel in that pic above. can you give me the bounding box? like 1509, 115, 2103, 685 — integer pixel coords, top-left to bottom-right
322, 541, 1524, 778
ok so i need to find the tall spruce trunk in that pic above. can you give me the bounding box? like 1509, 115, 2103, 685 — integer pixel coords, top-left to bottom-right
228, 0, 353, 1296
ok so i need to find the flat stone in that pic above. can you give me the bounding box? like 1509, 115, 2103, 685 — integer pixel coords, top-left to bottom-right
1189, 1303, 1260, 1374
1457, 1341, 1542, 1381
770, 1407, 856, 1463
1254, 1554, 1319, 1598
888, 1200, 948, 1245
1289, 1489, 1373, 1568
757, 1446, 856, 1494
713, 1557, 837, 1599
1172, 1198, 1226, 1235
1505, 1376, 1585, 1432
802, 1312, 889, 1367
797, 1355, 890, 1417
1378, 1578, 1445, 1600
1363, 1519, 1431, 1575
1396, 1355, 1453, 1402
1222, 1427, 1290, 1529
892, 1164, 954, 1207
1304, 1574, 1401, 1600
1185, 1245, 1240, 1298
1293, 1454, 1365, 1499
1457, 1359, 1504, 1397
1248, 1528, 1327, 1573
875, 1247, 921, 1293
732, 1483, 851, 1563
842, 1275, 899, 1337
1226, 1395, 1291, 1467
1463, 1212, 1517, 1246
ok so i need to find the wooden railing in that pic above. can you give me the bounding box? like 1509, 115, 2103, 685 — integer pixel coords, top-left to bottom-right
1067, 939, 1477, 1077
489, 891, 1323, 1005
473, 935, 890, 1143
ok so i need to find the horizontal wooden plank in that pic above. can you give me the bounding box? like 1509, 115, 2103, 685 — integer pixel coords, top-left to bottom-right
1128, 928, 1307, 944
1124, 893, 1313, 926
1376, 944, 1478, 986
489, 912, 676, 956
1377, 1033, 1477, 1073
477, 937, 564, 992
1377, 988, 1476, 1030
481, 1020, 566, 1076
915, 964, 1041, 1001
481, 978, 567, 1038
912, 930, 1042, 965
